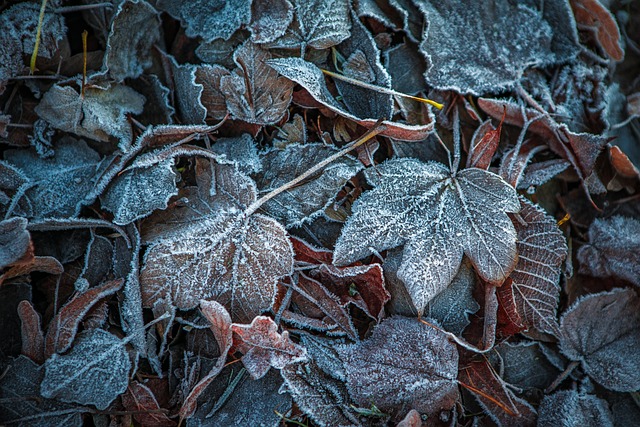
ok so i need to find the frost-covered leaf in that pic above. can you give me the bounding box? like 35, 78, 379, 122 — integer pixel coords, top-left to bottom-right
267, 57, 435, 141
220, 41, 293, 125
249, 0, 293, 44
195, 64, 230, 121
0, 3, 66, 83
17, 300, 44, 364
232, 316, 307, 379
337, 316, 459, 419
253, 144, 362, 227
74, 231, 113, 291
416, 0, 579, 95
122, 381, 176, 427
266, 0, 351, 51
577, 216, 640, 286
41, 328, 131, 410
212, 134, 261, 174
334, 158, 520, 313
188, 367, 290, 427
281, 360, 362, 427
170, 59, 208, 125
570, 0, 624, 61
4, 137, 106, 219
0, 356, 82, 427
103, 0, 161, 81
45, 279, 123, 357
156, 0, 251, 42
498, 198, 567, 336
560, 288, 640, 391
538, 390, 614, 427
493, 341, 560, 391
0, 217, 30, 269
426, 258, 480, 335
101, 158, 178, 225
35, 84, 145, 150
140, 160, 293, 321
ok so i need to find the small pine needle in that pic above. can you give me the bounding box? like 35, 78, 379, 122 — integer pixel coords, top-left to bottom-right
557, 212, 570, 226
321, 68, 444, 110
30, 0, 49, 74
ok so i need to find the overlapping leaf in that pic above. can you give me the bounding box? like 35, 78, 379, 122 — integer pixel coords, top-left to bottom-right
334, 158, 520, 313
498, 198, 568, 336
559, 288, 640, 392
0, 217, 30, 269
337, 316, 459, 420
538, 390, 614, 427
577, 216, 640, 286
140, 159, 293, 322
253, 143, 362, 227
220, 41, 294, 125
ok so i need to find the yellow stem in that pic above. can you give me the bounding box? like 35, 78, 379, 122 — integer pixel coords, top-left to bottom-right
30, 0, 49, 74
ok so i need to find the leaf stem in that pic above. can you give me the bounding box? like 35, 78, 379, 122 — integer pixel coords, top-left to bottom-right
321, 69, 444, 110
244, 120, 386, 217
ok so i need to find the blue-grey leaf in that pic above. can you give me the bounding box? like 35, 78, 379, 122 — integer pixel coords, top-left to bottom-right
0, 217, 30, 270
41, 329, 131, 410
4, 137, 106, 219
538, 390, 614, 427
212, 134, 261, 174
101, 159, 178, 225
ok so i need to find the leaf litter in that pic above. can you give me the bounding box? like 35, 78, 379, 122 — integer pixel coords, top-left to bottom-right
0, 1, 639, 426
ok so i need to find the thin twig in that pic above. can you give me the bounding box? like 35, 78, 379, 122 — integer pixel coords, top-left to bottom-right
54, 2, 114, 13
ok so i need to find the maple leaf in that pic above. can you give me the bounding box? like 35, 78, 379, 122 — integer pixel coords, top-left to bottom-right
498, 198, 568, 336
220, 41, 294, 125
334, 158, 520, 312
232, 316, 307, 379
140, 160, 293, 322
577, 216, 640, 286
337, 316, 459, 420
559, 288, 640, 392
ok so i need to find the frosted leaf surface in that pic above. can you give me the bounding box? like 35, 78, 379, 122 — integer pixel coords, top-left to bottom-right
170, 59, 207, 125
220, 41, 293, 125
0, 356, 82, 427
232, 316, 307, 379
416, 0, 579, 95
281, 360, 362, 427
195, 64, 230, 121
494, 341, 559, 390
122, 381, 176, 427
334, 158, 520, 312
155, 0, 251, 42
337, 316, 459, 416
212, 134, 261, 174
101, 159, 178, 225
35, 84, 145, 150
538, 390, 614, 427
4, 137, 105, 219
559, 288, 640, 392
41, 328, 131, 410
501, 198, 567, 336
265, 0, 351, 50
267, 58, 434, 141
577, 216, 640, 286
140, 160, 293, 322
249, 0, 293, 44
103, 0, 161, 81
426, 258, 480, 335
253, 143, 362, 227
0, 217, 30, 269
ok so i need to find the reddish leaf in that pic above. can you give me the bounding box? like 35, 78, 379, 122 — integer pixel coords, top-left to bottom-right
467, 107, 505, 170
609, 145, 640, 179
0, 255, 63, 286
232, 316, 307, 379
570, 0, 624, 61
397, 409, 422, 427
495, 279, 526, 338
179, 300, 233, 420
122, 381, 176, 427
44, 278, 124, 357
459, 355, 536, 426
17, 300, 44, 364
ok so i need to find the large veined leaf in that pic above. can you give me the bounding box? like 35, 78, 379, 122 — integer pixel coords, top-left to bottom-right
498, 198, 568, 336
140, 159, 293, 322
334, 158, 520, 312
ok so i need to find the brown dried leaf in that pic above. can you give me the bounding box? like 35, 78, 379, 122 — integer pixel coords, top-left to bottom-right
220, 41, 294, 125
140, 160, 293, 322
122, 381, 176, 427
570, 0, 624, 61
17, 300, 44, 364
44, 279, 124, 357
232, 316, 307, 379
467, 108, 505, 170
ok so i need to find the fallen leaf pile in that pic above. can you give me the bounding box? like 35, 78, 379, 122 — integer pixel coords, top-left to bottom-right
1, 0, 639, 426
